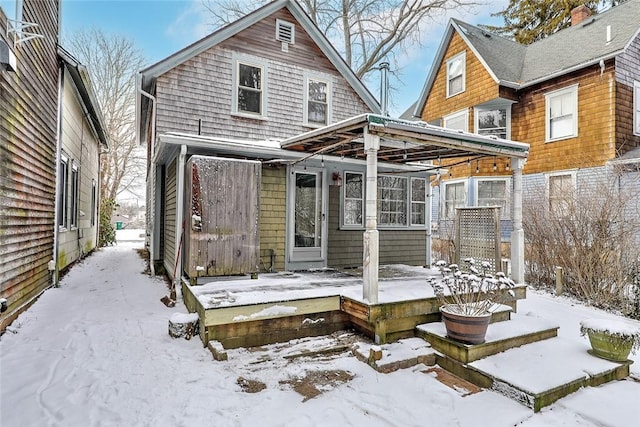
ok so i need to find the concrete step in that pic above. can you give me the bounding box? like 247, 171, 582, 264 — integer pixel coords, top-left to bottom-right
416, 314, 559, 363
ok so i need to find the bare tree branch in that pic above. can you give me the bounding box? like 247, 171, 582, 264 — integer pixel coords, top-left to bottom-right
65, 28, 147, 202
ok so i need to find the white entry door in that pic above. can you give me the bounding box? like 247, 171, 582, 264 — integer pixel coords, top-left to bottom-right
288, 167, 327, 266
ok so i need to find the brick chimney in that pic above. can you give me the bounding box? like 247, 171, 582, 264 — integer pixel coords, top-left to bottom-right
571, 5, 592, 26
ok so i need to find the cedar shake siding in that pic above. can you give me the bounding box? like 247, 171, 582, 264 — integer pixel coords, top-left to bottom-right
511, 63, 617, 174
259, 165, 286, 272
422, 32, 500, 126
0, 1, 60, 330
155, 8, 370, 141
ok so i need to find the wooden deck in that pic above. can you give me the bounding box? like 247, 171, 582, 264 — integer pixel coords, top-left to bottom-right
180, 269, 527, 349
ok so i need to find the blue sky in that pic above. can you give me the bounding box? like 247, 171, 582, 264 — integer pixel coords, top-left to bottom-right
61, 0, 507, 116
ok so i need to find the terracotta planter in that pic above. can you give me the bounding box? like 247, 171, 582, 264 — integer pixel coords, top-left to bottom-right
440, 305, 492, 345
586, 329, 633, 362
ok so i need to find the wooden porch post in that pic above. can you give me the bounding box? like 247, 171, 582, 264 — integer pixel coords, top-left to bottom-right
510, 157, 526, 284
363, 128, 379, 303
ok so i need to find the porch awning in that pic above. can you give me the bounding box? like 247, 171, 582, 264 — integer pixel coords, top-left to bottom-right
280, 114, 529, 163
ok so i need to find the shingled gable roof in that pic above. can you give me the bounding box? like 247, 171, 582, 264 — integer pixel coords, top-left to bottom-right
138, 0, 379, 111
413, 0, 640, 117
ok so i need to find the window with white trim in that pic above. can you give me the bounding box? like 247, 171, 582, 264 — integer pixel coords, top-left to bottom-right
475, 107, 509, 139
477, 178, 510, 219
234, 60, 264, 116
411, 178, 427, 225
446, 52, 465, 97
70, 163, 79, 228
343, 172, 363, 227
305, 77, 330, 126
58, 154, 68, 229
378, 176, 407, 226
442, 180, 466, 220
545, 85, 578, 142
548, 173, 576, 216
91, 179, 97, 227
634, 80, 640, 136
443, 109, 468, 132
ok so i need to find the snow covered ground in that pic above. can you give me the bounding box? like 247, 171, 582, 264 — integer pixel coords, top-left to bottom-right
1, 229, 639, 427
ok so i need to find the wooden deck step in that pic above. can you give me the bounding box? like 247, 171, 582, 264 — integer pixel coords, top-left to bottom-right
468, 337, 632, 412
416, 314, 559, 363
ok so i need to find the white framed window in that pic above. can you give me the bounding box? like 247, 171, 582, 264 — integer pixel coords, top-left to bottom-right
343, 172, 364, 227
304, 76, 331, 126
58, 154, 69, 229
442, 180, 467, 220
443, 109, 468, 132
233, 59, 265, 117
476, 178, 510, 219
378, 176, 408, 226
91, 179, 97, 227
411, 178, 427, 226
547, 172, 576, 216
634, 80, 640, 136
70, 163, 79, 228
545, 85, 578, 142
446, 52, 465, 97
475, 107, 510, 139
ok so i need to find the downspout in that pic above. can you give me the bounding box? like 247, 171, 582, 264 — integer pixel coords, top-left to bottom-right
137, 74, 157, 273
52, 62, 64, 286
426, 182, 433, 267
379, 62, 389, 117
175, 145, 187, 285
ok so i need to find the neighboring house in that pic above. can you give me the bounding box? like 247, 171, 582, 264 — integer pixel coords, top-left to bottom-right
1, 0, 60, 330
0, 0, 107, 331
413, 1, 640, 249
55, 47, 109, 278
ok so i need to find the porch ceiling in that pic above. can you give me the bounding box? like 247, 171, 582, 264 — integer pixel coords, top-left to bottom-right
281, 114, 529, 164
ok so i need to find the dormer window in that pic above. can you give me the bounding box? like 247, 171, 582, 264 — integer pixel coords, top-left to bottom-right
446, 52, 465, 97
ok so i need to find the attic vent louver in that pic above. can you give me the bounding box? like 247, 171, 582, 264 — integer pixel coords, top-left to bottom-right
276, 19, 295, 52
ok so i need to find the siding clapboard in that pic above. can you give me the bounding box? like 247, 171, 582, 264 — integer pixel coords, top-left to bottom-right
0, 0, 60, 330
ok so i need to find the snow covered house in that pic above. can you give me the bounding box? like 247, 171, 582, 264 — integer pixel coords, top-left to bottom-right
411, 1, 640, 254
136, 0, 530, 322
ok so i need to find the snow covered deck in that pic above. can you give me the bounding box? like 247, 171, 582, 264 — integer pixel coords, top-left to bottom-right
181, 265, 527, 348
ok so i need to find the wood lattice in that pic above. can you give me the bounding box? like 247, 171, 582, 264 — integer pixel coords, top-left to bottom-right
454, 207, 502, 274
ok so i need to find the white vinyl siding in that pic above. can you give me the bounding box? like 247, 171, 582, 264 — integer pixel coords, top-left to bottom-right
545, 85, 578, 142
446, 51, 465, 97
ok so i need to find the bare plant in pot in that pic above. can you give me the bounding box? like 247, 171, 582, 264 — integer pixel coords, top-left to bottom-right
579, 319, 640, 362
429, 259, 516, 345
